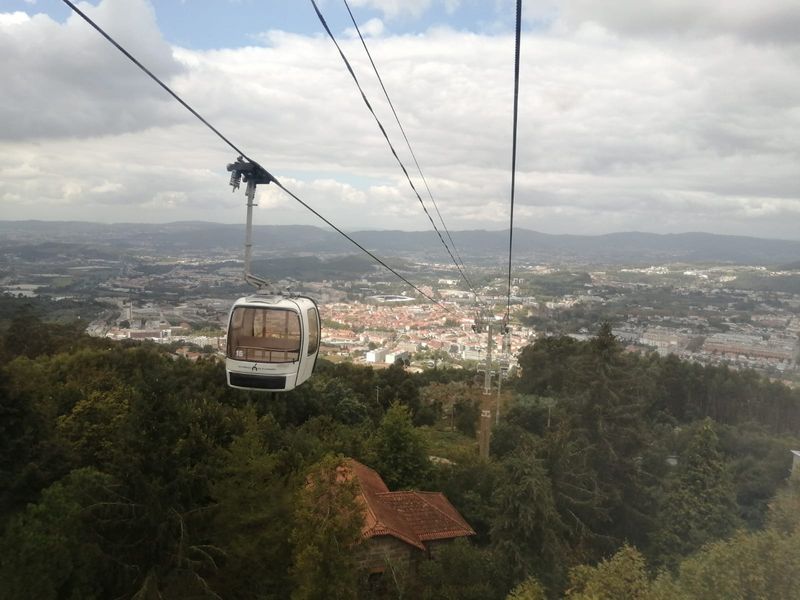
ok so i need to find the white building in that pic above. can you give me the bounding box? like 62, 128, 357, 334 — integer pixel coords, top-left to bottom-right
461, 348, 483, 361
365, 348, 388, 363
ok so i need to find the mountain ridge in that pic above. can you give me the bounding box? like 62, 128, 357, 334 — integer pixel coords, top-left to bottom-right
1, 220, 799, 265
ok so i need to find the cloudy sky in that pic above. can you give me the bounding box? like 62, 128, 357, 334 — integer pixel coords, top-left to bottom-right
1, 0, 799, 240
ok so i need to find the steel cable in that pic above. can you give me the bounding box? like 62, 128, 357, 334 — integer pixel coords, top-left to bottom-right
59, 0, 454, 313
309, 0, 481, 303
506, 0, 523, 321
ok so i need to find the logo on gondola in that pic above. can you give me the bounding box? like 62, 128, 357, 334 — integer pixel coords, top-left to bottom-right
251, 363, 259, 372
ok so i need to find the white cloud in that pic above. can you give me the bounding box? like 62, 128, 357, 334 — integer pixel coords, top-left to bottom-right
0, 11, 30, 25
0, 0, 798, 240
347, 0, 461, 21
345, 17, 384, 38
561, 0, 800, 44
0, 0, 184, 140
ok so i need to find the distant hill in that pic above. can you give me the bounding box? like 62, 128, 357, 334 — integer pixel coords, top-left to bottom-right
777, 260, 800, 271
1, 220, 799, 265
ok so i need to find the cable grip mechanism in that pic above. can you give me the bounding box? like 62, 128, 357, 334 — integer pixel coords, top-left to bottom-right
227, 156, 276, 191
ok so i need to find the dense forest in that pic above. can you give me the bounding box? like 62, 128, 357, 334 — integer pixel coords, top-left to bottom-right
1, 302, 799, 599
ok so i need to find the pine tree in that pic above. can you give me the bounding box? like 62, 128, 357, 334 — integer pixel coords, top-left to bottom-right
565, 544, 651, 600
568, 324, 653, 548
651, 420, 740, 568
369, 402, 430, 489
290, 455, 364, 600
208, 407, 293, 599
491, 449, 567, 588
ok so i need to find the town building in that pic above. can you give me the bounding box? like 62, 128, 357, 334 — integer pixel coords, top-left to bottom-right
640, 327, 689, 355
365, 348, 388, 363
703, 332, 796, 362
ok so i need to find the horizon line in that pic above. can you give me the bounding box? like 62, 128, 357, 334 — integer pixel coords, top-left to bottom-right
1, 219, 800, 243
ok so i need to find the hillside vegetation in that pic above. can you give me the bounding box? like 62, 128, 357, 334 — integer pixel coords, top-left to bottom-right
1, 309, 799, 599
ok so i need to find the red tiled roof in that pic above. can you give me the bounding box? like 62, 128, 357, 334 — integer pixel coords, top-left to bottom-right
378, 491, 475, 541
343, 460, 475, 550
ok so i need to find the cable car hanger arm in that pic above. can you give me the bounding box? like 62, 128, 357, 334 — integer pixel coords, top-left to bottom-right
227, 157, 277, 290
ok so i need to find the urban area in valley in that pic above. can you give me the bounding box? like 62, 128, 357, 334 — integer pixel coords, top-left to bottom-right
2, 222, 799, 386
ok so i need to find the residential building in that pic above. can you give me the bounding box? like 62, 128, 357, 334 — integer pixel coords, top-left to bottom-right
342, 460, 474, 577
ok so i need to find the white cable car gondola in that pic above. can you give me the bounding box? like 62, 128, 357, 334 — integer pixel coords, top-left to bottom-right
226, 294, 320, 391
224, 157, 322, 392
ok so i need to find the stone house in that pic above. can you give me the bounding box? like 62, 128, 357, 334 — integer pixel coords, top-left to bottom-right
340, 459, 475, 576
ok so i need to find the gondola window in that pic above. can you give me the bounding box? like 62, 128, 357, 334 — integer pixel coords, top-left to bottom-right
228, 307, 302, 363
307, 307, 320, 356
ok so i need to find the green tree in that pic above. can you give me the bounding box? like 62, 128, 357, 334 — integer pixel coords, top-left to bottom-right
370, 402, 430, 489
208, 407, 293, 599
418, 539, 502, 600
290, 455, 364, 600
506, 577, 547, 600
565, 544, 651, 600
538, 421, 609, 562
454, 397, 480, 436
767, 478, 800, 535
717, 422, 793, 529
515, 335, 581, 397
432, 457, 503, 544
2, 309, 99, 360
568, 324, 653, 548
56, 385, 134, 467
0, 468, 115, 600
0, 366, 50, 521
648, 481, 800, 599
650, 421, 740, 568
654, 529, 800, 600
335, 396, 370, 425
491, 449, 567, 588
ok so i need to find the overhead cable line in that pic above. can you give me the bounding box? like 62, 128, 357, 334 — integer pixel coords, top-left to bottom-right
309, 0, 482, 303
341, 0, 478, 296
60, 0, 250, 162
505, 0, 523, 321
272, 180, 451, 311
59, 0, 453, 314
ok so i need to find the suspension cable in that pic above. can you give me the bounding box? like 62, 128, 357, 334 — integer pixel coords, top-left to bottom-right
341, 0, 476, 293
59, 0, 454, 314
60, 0, 251, 162
309, 0, 481, 302
506, 0, 522, 321
273, 180, 452, 311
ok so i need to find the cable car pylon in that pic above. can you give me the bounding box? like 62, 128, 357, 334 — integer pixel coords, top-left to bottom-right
474, 308, 512, 458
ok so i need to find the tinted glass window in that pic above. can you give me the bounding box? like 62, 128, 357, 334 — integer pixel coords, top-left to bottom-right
227, 307, 301, 363
307, 307, 320, 355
